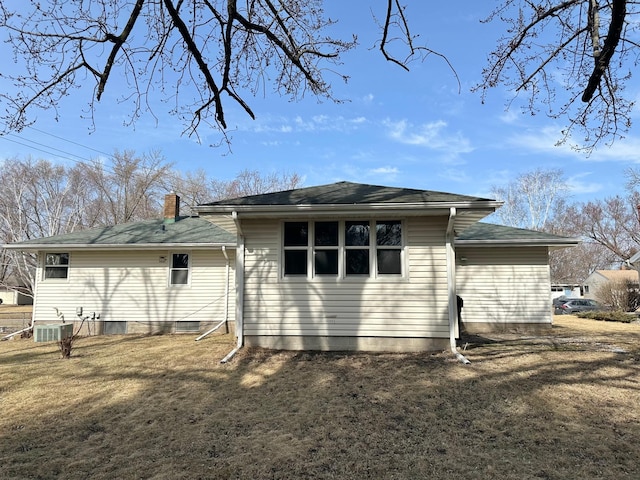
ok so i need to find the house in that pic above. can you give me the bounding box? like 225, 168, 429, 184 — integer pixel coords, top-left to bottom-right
582, 268, 640, 301
3, 196, 237, 336
0, 286, 32, 306
550, 284, 582, 299
3, 182, 578, 355
0, 274, 33, 305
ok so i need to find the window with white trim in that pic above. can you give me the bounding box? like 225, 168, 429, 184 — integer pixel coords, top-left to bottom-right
170, 253, 190, 285
283, 220, 403, 278
44, 253, 69, 279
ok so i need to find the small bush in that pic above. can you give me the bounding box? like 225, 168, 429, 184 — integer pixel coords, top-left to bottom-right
577, 310, 636, 323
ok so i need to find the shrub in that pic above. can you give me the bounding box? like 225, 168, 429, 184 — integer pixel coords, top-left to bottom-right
594, 278, 640, 312
577, 310, 636, 323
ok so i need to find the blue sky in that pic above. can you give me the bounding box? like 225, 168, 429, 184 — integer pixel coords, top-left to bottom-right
1, 2, 639, 204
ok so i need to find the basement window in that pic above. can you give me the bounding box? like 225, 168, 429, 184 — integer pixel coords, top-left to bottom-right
44, 253, 69, 279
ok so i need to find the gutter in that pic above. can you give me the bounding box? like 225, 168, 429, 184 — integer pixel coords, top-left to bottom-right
197, 201, 502, 217
221, 212, 245, 363
446, 207, 470, 365
2, 243, 236, 251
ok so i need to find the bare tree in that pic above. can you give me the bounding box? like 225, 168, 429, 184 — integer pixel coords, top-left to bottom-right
565, 192, 640, 262
0, 1, 372, 140
549, 238, 617, 284
1, 2, 637, 150
0, 157, 91, 294
210, 169, 303, 199
167, 168, 303, 215
84, 150, 173, 225
490, 168, 570, 230
477, 1, 640, 151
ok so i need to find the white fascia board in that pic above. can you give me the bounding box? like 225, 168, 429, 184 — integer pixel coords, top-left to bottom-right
197, 201, 503, 217
2, 243, 237, 251
456, 239, 580, 248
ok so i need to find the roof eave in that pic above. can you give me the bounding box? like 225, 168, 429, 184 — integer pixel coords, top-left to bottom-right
196, 201, 503, 217
456, 239, 580, 248
3, 242, 237, 251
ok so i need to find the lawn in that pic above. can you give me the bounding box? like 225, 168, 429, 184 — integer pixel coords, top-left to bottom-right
1, 316, 639, 479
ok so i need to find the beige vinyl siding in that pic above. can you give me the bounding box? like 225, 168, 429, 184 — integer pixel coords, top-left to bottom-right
456, 246, 551, 325
203, 214, 237, 235
32, 249, 235, 331
242, 216, 450, 338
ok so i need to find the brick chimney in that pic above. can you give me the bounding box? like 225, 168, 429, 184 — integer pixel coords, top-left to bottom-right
164, 192, 180, 224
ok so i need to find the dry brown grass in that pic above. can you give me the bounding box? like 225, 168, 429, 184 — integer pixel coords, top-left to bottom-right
1, 316, 640, 479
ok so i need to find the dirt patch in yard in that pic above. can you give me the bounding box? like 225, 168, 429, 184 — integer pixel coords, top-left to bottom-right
1, 315, 639, 479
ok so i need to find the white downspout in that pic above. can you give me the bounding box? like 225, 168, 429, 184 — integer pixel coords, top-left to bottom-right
195, 245, 230, 341
446, 207, 470, 364
221, 212, 245, 363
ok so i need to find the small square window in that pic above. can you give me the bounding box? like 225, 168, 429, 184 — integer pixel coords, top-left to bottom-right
44, 253, 69, 279
346, 250, 370, 275
284, 222, 308, 246
315, 221, 338, 246
376, 221, 402, 246
377, 250, 401, 274
346, 221, 370, 246
285, 250, 307, 275
315, 250, 338, 275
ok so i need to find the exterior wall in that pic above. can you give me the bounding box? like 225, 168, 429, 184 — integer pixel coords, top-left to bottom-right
204, 214, 237, 235
32, 249, 235, 335
582, 272, 607, 300
241, 216, 451, 351
0, 289, 18, 305
456, 246, 552, 333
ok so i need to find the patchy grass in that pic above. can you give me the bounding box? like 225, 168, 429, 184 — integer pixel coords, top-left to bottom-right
1, 316, 640, 479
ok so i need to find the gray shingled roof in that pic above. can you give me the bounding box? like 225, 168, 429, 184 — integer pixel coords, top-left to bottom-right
4, 216, 236, 250
200, 181, 495, 207
456, 222, 579, 246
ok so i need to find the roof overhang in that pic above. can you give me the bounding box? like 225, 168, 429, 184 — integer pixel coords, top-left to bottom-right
198, 201, 501, 233
456, 238, 580, 250
197, 201, 502, 216
2, 243, 237, 252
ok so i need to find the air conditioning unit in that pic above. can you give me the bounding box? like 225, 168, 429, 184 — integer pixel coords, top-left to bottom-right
34, 324, 74, 343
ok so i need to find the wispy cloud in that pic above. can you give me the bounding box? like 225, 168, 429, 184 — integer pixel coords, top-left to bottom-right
508, 125, 640, 163
382, 119, 474, 160
566, 172, 604, 195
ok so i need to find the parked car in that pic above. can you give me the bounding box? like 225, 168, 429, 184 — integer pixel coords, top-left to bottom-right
554, 299, 604, 315
552, 296, 572, 309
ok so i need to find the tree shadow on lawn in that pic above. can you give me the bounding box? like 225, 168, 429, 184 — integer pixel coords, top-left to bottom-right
2, 331, 640, 480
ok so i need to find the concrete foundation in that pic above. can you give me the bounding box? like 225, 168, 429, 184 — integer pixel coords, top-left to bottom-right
244, 335, 450, 353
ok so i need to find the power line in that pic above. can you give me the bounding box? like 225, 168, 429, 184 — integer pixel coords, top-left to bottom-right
26, 126, 114, 159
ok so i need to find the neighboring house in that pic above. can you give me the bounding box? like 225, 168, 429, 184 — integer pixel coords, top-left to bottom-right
3, 182, 578, 354
550, 284, 582, 299
0, 275, 33, 305
582, 269, 640, 301
0, 287, 17, 305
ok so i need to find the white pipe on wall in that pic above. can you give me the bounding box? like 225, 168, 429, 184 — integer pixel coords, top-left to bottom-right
446, 207, 470, 365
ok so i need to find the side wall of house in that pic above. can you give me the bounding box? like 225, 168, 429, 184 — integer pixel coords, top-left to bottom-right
582, 273, 606, 301
455, 246, 552, 333
32, 249, 235, 335
241, 216, 451, 352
